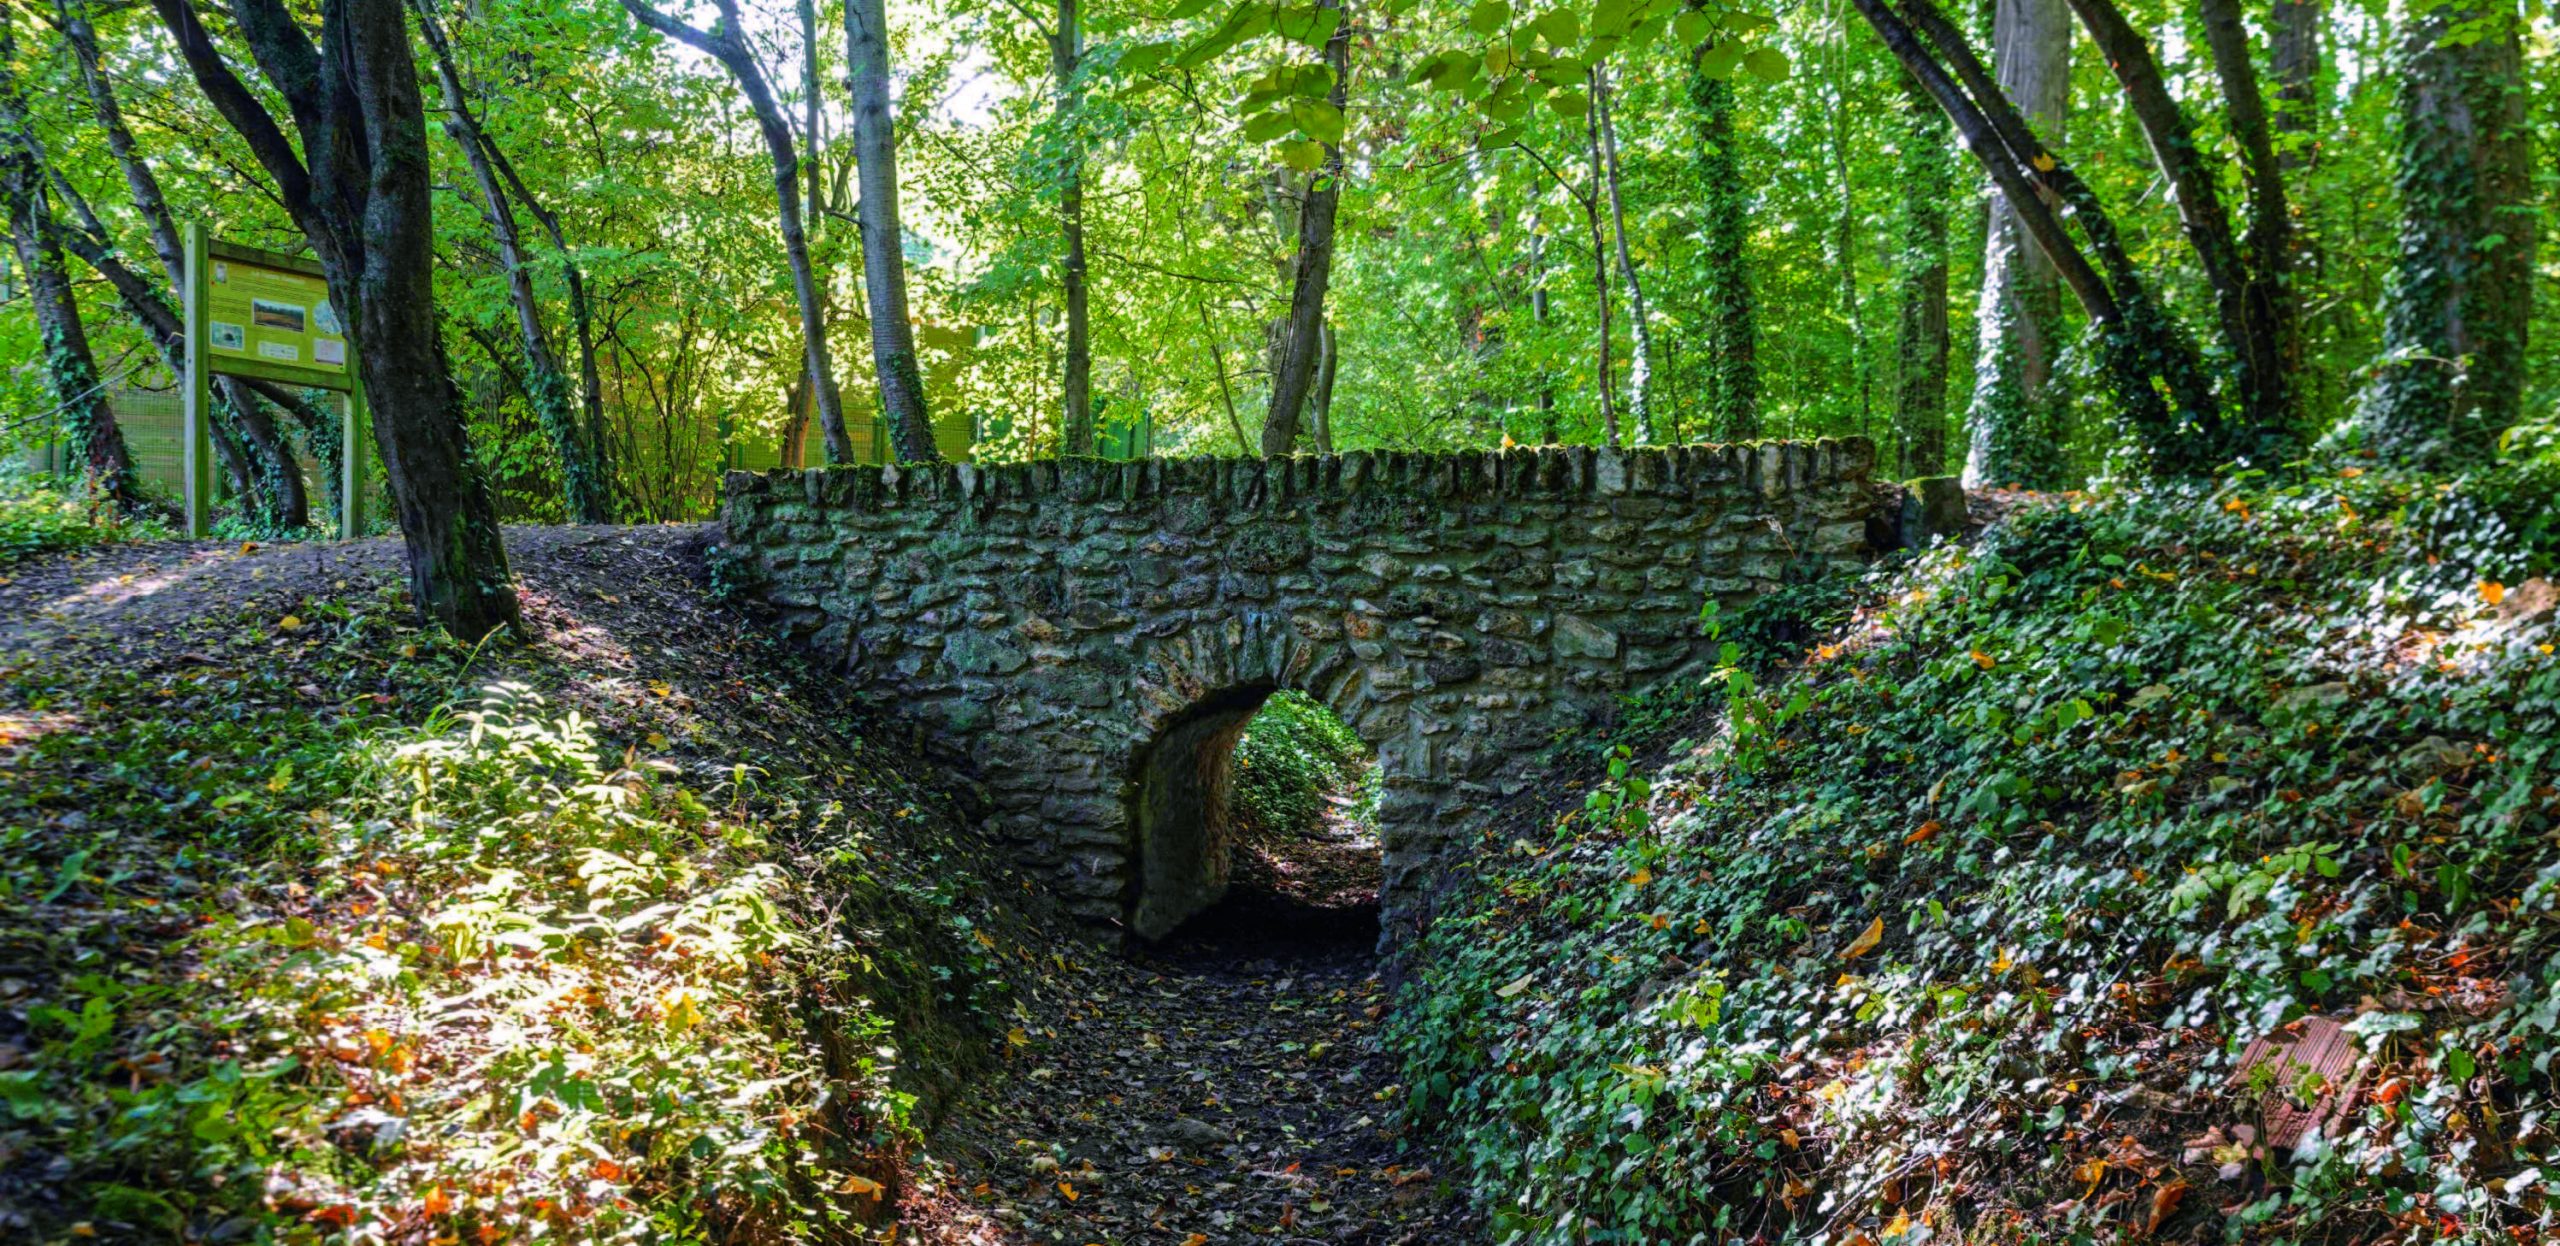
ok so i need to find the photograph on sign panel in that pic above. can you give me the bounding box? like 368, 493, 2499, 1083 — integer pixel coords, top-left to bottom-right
252, 299, 306, 332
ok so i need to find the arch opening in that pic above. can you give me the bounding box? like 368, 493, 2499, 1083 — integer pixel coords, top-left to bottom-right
1127, 686, 1381, 949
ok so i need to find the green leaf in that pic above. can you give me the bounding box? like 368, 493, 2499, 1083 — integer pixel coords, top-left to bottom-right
1696, 40, 1743, 79
1532, 7, 1579, 47
1469, 0, 1511, 33
1242, 107, 1296, 142
1274, 5, 1342, 46
1743, 46, 1790, 81
1164, 0, 1220, 18
1277, 138, 1327, 171
1673, 8, 1713, 45
1290, 97, 1346, 145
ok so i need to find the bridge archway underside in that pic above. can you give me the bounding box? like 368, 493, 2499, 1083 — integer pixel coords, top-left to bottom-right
721, 441, 1892, 940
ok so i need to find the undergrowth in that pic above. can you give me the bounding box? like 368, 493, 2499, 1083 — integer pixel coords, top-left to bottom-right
0, 472, 170, 566
1, 563, 1012, 1243
1391, 463, 2560, 1244
1233, 689, 1375, 839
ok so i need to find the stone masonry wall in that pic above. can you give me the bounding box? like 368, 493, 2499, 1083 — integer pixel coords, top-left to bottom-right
719, 440, 1894, 939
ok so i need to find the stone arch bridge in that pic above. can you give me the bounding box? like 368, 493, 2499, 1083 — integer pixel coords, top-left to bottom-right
720, 441, 1898, 940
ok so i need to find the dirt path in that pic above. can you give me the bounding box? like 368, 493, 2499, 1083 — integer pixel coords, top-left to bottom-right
914, 918, 1471, 1246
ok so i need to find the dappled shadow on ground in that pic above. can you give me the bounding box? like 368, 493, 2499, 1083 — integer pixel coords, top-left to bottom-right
907, 809, 1470, 1244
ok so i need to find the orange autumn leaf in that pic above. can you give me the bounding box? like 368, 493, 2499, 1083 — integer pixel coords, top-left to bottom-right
1056, 1182, 1078, 1202
422, 1187, 452, 1217
1841, 915, 1884, 961
838, 1172, 885, 1198
2482, 580, 2506, 606
1969, 648, 1995, 670
1904, 820, 1942, 846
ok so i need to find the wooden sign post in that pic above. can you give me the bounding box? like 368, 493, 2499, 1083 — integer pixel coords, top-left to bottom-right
182, 223, 369, 539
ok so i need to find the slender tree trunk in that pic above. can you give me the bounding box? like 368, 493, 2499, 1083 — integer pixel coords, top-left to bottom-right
1687, 64, 1758, 439
1528, 214, 1558, 443
2357, 0, 2534, 464
1891, 70, 1953, 477
844, 0, 941, 462
1260, 0, 1351, 456
1054, 0, 1095, 455
2269, 0, 2320, 172
417, 3, 611, 522
1960, 0, 2068, 487
478, 127, 613, 506
1594, 66, 1650, 443
1199, 302, 1253, 454
1825, 13, 1875, 440
624, 0, 849, 464
1310, 320, 1339, 453
1581, 89, 1618, 447
0, 14, 138, 510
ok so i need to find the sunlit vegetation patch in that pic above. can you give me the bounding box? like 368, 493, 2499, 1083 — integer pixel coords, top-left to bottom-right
0, 588, 990, 1243
1390, 459, 2560, 1243
0, 472, 170, 566
1232, 689, 1376, 840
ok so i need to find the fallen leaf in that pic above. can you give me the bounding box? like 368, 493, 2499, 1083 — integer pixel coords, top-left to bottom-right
1841, 915, 1883, 961
838, 1172, 885, 1198
2481, 580, 2506, 606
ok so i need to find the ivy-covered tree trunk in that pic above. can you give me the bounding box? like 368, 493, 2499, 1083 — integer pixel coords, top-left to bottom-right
0, 21, 138, 510
1582, 78, 1619, 449
1261, 0, 1350, 457
1891, 72, 1953, 477
1686, 67, 1759, 439
418, 3, 612, 523
1961, 0, 2068, 488
845, 0, 941, 462
2356, 0, 2534, 466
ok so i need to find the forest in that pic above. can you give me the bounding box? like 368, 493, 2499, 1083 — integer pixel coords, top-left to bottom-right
4, 0, 2560, 1241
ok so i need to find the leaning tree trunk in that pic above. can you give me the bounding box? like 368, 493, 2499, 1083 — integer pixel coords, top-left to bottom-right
1054, 0, 1095, 455
625, 0, 850, 465
0, 19, 138, 510
1260, 0, 1351, 456
1891, 71, 1953, 477
1687, 64, 1759, 440
417, 2, 612, 522
1594, 66, 1651, 443
845, 0, 941, 462
1961, 0, 2069, 488
2355, 0, 2533, 466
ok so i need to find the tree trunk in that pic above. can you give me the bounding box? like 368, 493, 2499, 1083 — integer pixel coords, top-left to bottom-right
1260, 0, 1351, 456
1581, 83, 1619, 448
1054, 0, 1095, 455
1891, 71, 1953, 477
2357, 0, 2534, 464
1686, 65, 1759, 439
1960, 0, 2069, 488
2269, 0, 2319, 171
1594, 66, 1651, 443
0, 15, 139, 510
475, 123, 613, 509
1825, 27, 1875, 441
2072, 0, 2293, 456
844, 0, 941, 462
1528, 215, 1557, 444
1310, 319, 1339, 453
152, 0, 520, 638
623, 0, 850, 465
417, 2, 612, 522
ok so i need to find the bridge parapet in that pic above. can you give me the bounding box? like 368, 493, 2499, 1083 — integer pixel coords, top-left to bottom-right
720, 440, 1893, 939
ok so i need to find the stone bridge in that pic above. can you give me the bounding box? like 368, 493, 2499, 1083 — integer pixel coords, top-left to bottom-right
719, 441, 1897, 940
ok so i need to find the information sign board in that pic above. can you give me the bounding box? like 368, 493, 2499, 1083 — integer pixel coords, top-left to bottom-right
182, 224, 368, 539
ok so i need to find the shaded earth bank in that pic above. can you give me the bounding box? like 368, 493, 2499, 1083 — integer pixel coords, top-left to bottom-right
0, 526, 1469, 1244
